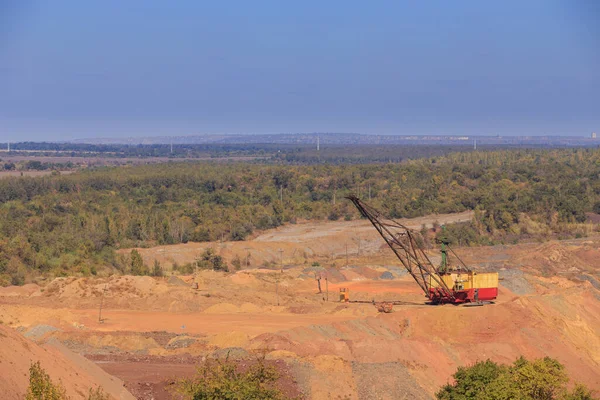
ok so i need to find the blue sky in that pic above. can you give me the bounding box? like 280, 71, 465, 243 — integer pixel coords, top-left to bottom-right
0, 1, 599, 140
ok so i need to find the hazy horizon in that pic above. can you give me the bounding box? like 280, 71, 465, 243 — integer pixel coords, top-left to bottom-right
1, 1, 599, 141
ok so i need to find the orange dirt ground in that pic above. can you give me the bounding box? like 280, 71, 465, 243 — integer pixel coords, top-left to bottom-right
0, 324, 134, 400
1, 214, 600, 399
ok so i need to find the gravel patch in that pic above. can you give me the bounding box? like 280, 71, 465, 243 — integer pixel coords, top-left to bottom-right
577, 274, 600, 290
211, 347, 249, 360
167, 276, 188, 286
165, 336, 198, 350
499, 269, 534, 295
380, 271, 394, 280
23, 324, 59, 340
352, 361, 431, 400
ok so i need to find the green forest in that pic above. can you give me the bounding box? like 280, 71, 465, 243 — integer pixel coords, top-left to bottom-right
1, 148, 599, 285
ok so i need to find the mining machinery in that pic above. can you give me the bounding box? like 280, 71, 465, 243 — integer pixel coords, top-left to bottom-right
346, 196, 498, 304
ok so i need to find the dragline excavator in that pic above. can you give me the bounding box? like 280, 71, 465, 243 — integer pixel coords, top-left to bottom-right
346, 196, 498, 304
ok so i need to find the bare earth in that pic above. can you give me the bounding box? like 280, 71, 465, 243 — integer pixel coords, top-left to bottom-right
1, 212, 600, 399
121, 211, 474, 269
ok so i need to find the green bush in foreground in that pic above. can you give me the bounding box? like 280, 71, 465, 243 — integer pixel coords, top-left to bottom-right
437, 357, 597, 400
25, 361, 109, 400
176, 356, 288, 400
26, 361, 67, 400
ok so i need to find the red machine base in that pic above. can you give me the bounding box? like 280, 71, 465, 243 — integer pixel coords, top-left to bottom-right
428, 287, 498, 304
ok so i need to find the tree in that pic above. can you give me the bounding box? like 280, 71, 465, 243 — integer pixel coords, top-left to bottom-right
437, 357, 597, 400
151, 259, 163, 277
130, 249, 148, 276
196, 248, 228, 272
231, 255, 242, 271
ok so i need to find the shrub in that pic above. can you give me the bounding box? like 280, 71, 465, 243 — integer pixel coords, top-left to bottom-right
436, 357, 597, 400
130, 249, 149, 276
232, 255, 242, 271
26, 362, 110, 400
175, 356, 287, 400
437, 222, 480, 247
327, 210, 340, 221
86, 387, 109, 400
151, 259, 163, 277
26, 361, 68, 400
196, 248, 228, 272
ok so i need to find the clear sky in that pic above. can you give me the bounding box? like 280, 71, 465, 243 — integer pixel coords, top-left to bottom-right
0, 1, 599, 141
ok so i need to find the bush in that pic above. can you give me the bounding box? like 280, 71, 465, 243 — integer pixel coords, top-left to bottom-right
327, 210, 340, 221
26, 361, 110, 400
130, 249, 149, 276
151, 259, 163, 277
196, 248, 228, 272
437, 222, 480, 247
86, 387, 109, 400
176, 262, 195, 274
175, 356, 287, 400
26, 361, 68, 400
232, 255, 242, 271
436, 357, 597, 400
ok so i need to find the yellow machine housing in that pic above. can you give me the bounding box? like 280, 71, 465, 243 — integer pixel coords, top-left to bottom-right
429, 271, 498, 291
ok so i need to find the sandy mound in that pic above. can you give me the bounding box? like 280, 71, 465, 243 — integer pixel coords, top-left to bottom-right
167, 275, 188, 286
353, 266, 381, 279
239, 302, 262, 312
0, 283, 40, 297
207, 331, 250, 348
340, 270, 366, 281
203, 303, 240, 313
230, 272, 259, 285
86, 334, 160, 352
0, 325, 134, 400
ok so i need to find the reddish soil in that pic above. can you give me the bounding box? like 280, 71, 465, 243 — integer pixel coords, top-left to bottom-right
0, 324, 134, 400
88, 355, 303, 400
2, 215, 600, 399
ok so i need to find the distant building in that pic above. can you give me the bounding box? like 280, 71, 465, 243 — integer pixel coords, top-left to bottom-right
592, 132, 597, 139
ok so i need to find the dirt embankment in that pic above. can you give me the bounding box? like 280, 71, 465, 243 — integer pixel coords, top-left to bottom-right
0, 324, 134, 400
2, 216, 600, 399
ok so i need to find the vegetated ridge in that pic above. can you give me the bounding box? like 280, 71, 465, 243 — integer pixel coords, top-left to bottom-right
1, 148, 600, 284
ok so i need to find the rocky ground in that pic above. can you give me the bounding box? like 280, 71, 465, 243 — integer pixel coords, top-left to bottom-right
1, 215, 599, 399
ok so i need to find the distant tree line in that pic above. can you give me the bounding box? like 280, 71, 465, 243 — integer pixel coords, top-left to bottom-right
1, 142, 548, 164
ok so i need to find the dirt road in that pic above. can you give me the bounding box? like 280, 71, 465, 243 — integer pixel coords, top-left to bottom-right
127, 210, 473, 269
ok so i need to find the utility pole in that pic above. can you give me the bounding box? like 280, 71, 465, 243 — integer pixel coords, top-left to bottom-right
275, 248, 283, 306
275, 275, 280, 306
325, 272, 329, 301
244, 247, 251, 267
278, 248, 283, 273
98, 284, 108, 323
345, 243, 349, 267
315, 273, 322, 294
